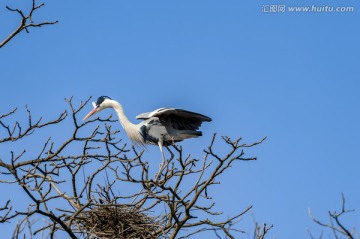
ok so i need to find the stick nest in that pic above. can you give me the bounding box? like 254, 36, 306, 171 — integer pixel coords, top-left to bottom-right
74, 204, 163, 239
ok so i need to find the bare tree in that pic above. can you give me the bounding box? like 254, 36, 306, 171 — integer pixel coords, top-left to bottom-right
0, 0, 58, 48
308, 193, 359, 239
0, 97, 270, 238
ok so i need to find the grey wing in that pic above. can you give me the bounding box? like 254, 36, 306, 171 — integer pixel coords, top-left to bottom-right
143, 108, 211, 131
136, 108, 171, 120
135, 109, 174, 120
136, 112, 152, 120
148, 108, 212, 122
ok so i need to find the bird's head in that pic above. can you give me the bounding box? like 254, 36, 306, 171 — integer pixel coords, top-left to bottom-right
83, 96, 112, 120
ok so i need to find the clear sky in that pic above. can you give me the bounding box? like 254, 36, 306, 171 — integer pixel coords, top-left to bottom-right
1, 0, 359, 238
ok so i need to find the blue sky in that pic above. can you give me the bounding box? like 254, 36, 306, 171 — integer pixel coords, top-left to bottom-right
1, 0, 359, 238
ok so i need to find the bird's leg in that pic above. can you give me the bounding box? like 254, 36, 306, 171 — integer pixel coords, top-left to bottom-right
154, 140, 165, 181
156, 146, 174, 177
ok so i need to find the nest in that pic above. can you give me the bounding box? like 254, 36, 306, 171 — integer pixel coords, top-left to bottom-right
74, 204, 163, 239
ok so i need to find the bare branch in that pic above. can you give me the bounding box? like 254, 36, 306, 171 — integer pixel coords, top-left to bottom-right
308, 193, 357, 239
0, 0, 58, 48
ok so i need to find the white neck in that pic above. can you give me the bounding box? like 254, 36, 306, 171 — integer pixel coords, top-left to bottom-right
108, 100, 144, 145
109, 100, 132, 128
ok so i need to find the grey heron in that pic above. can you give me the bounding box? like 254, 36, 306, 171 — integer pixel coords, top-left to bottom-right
83, 96, 212, 175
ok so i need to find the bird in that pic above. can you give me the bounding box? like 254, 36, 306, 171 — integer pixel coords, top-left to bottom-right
83, 96, 212, 175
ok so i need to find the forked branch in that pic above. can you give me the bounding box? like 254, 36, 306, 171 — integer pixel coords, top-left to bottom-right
308, 193, 358, 239
0, 0, 58, 48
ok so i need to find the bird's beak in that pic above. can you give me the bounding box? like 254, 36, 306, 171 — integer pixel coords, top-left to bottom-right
83, 107, 99, 121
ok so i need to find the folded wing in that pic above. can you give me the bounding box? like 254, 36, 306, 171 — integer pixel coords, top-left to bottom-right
136, 108, 212, 131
